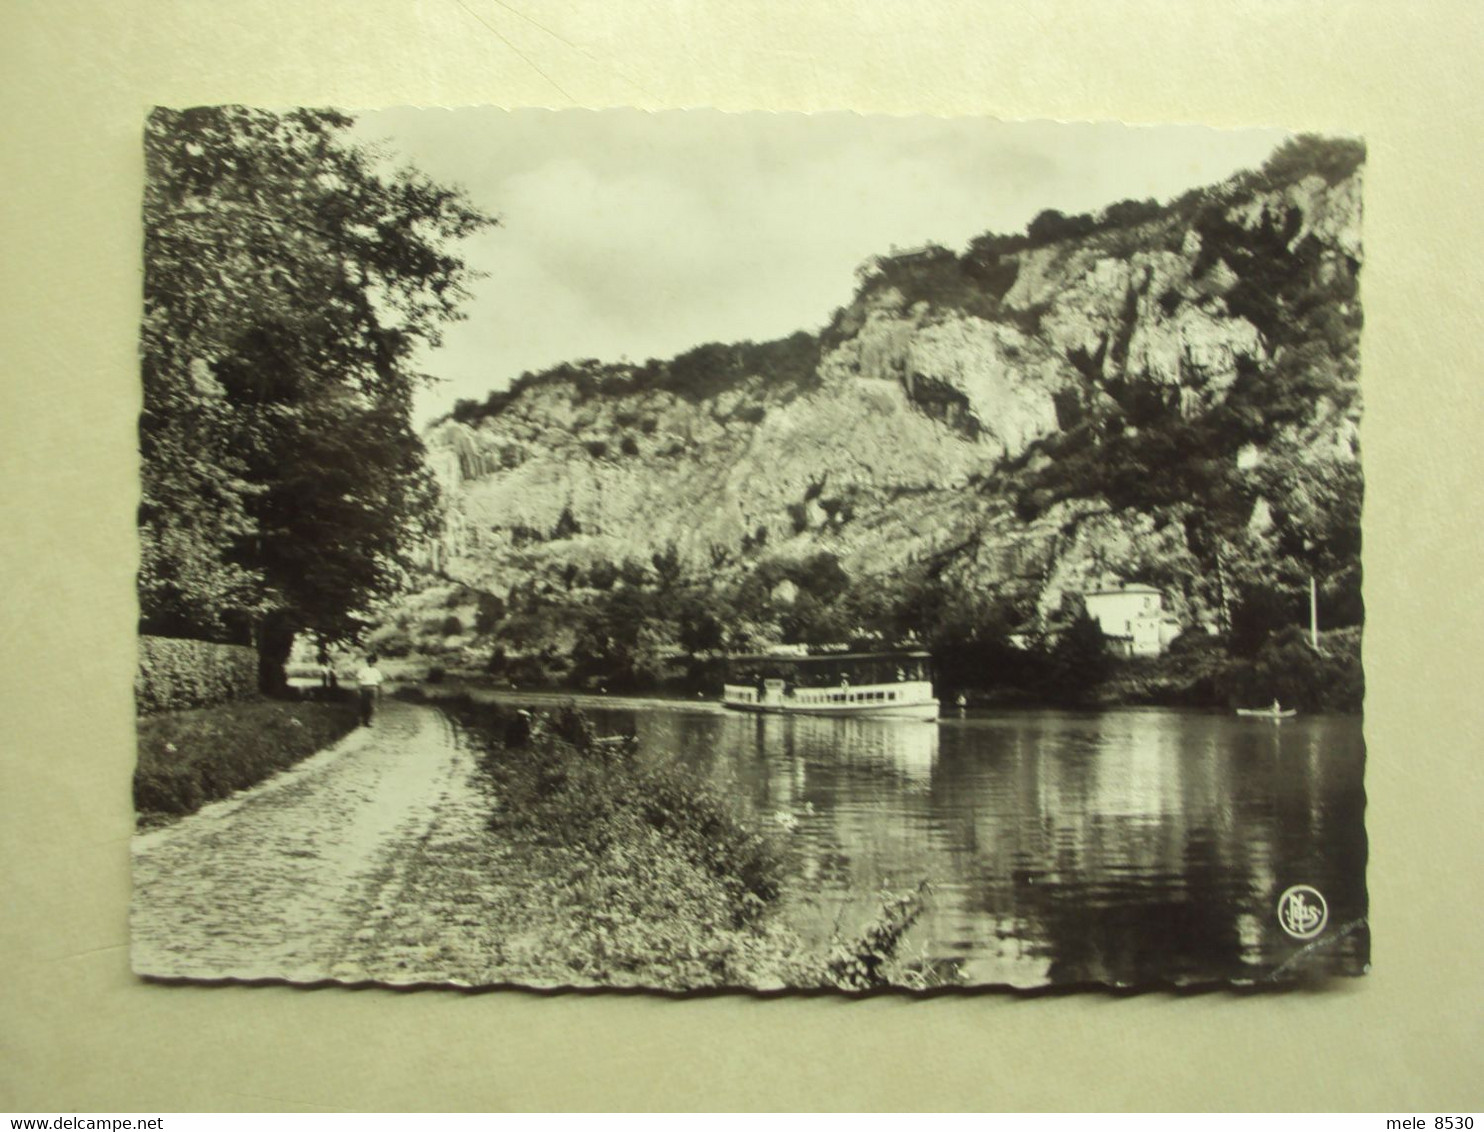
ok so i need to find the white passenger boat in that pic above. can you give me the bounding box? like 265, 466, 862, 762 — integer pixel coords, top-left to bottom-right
721, 648, 939, 721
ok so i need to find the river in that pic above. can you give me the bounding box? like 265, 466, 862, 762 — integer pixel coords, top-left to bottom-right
478, 691, 1368, 988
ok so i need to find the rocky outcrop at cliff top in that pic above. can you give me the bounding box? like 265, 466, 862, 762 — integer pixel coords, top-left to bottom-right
418, 143, 1363, 640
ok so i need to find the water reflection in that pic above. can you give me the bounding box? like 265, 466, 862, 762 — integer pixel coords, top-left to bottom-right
507, 697, 1368, 987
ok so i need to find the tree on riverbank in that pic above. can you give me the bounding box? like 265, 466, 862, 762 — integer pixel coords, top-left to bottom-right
139, 106, 494, 689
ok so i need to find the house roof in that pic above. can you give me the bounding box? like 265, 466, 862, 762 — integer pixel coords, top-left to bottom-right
726, 650, 931, 665
1086, 584, 1162, 597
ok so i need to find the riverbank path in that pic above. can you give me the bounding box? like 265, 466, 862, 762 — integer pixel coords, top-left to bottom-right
131, 698, 489, 985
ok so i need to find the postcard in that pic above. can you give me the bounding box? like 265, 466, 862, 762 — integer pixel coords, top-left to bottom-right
131, 107, 1366, 991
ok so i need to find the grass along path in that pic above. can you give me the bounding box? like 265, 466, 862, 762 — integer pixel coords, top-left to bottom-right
132, 696, 936, 989
135, 698, 360, 827
131, 700, 471, 983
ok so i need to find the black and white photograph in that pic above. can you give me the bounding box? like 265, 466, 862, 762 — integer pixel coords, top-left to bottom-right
131, 107, 1367, 992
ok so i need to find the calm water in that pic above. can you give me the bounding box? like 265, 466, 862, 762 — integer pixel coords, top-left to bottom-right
489, 693, 1368, 987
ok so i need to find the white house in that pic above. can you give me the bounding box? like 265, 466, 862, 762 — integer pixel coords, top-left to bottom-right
1083, 582, 1181, 658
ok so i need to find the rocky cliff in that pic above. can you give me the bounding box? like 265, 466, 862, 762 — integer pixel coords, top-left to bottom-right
391, 136, 1363, 676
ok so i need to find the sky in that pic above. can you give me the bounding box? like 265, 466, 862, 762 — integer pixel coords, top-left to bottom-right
352, 109, 1290, 425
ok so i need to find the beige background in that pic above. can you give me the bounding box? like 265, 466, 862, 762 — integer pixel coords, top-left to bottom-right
2, 0, 1481, 1112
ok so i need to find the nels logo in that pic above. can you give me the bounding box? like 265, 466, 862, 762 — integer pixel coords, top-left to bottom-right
1277, 885, 1329, 940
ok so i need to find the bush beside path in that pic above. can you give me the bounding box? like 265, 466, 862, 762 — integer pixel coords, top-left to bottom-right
135, 698, 360, 826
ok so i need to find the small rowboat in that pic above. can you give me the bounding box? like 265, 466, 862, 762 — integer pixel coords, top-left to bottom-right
1236, 707, 1297, 719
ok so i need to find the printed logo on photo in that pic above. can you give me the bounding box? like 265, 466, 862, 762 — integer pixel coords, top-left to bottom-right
1277, 884, 1329, 940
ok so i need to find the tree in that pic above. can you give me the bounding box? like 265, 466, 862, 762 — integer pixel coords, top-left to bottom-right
1026, 209, 1098, 246
779, 590, 852, 646
676, 596, 725, 655
139, 106, 495, 689
619, 557, 651, 589
553, 505, 581, 539
585, 559, 619, 591
1048, 611, 1110, 705
571, 587, 659, 690
651, 541, 684, 591
1258, 134, 1366, 189
1099, 198, 1162, 230
473, 591, 507, 634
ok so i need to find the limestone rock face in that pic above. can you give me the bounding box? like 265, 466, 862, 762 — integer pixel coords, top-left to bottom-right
819, 310, 1066, 459
417, 159, 1363, 638
1230, 173, 1364, 261
429, 359, 994, 593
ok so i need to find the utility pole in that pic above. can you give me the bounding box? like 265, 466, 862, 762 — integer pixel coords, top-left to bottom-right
1309, 574, 1320, 652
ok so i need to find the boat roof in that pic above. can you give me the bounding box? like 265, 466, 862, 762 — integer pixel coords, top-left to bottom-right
727, 650, 931, 664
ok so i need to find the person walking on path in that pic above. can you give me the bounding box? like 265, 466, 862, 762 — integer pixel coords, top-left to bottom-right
355, 653, 384, 727
317, 645, 337, 697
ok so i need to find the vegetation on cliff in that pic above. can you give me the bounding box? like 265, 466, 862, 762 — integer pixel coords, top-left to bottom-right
394, 135, 1365, 710
447, 332, 822, 428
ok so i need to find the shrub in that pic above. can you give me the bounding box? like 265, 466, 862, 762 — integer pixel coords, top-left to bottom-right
825, 883, 930, 990
1047, 611, 1111, 705
136, 635, 259, 715
453, 701, 785, 918
1217, 624, 1363, 713
1099, 197, 1163, 230
367, 625, 412, 658
585, 559, 619, 591
1258, 134, 1365, 189
505, 655, 550, 686
619, 558, 651, 588
1165, 629, 1225, 659
1027, 208, 1100, 245
474, 592, 506, 633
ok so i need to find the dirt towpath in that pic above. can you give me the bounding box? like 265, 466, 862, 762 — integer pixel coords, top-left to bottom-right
131, 699, 495, 985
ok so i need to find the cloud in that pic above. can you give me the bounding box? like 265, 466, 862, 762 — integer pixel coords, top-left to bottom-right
353, 109, 1290, 422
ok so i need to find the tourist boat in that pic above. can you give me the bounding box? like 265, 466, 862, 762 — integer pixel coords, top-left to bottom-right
1235, 706, 1298, 720
721, 648, 939, 721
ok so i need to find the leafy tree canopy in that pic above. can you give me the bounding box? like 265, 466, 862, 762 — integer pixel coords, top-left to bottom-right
139, 106, 495, 681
